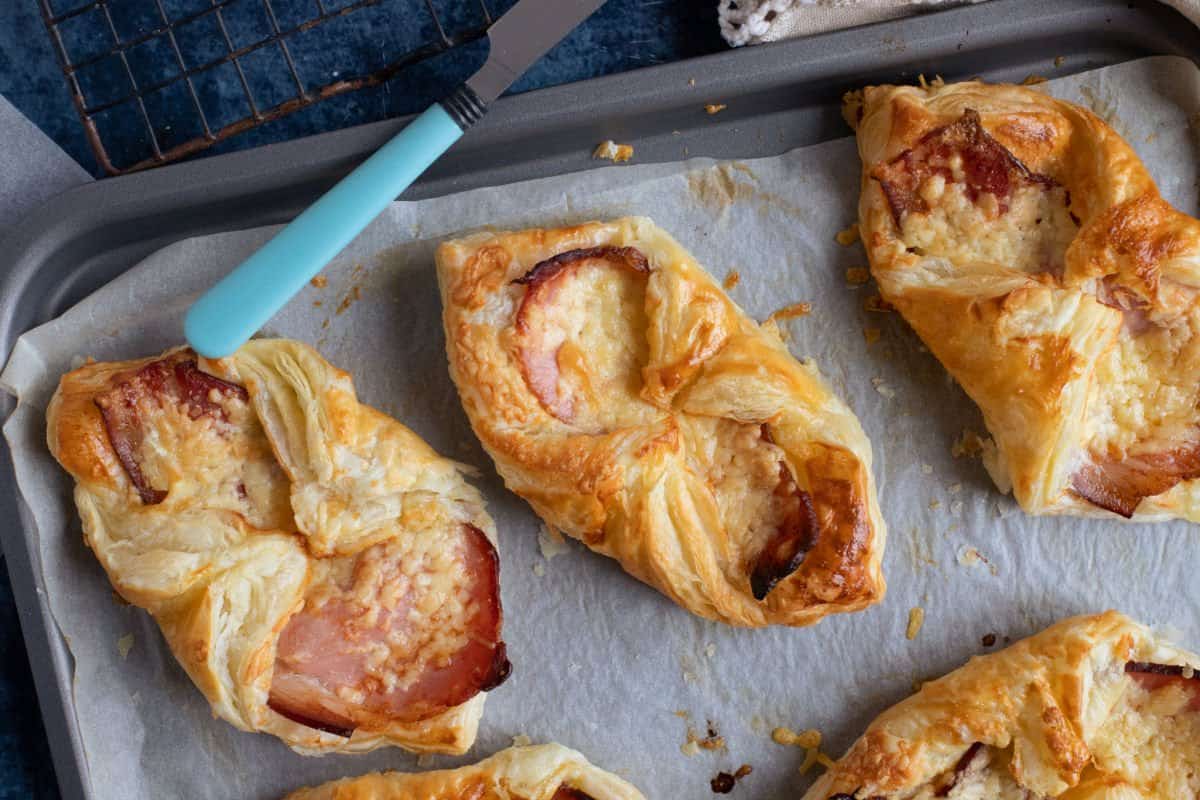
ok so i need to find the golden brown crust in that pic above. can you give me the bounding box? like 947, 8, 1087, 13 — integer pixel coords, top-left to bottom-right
282, 744, 644, 800
802, 612, 1200, 799
852, 80, 1200, 521
46, 340, 503, 755
436, 217, 886, 627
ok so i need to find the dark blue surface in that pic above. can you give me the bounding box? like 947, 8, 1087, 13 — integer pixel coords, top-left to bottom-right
0, 1, 721, 796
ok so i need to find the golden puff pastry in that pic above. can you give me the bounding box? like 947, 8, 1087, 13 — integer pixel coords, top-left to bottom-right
851, 80, 1200, 520
803, 611, 1200, 800
46, 339, 509, 755
436, 217, 886, 627
282, 743, 645, 800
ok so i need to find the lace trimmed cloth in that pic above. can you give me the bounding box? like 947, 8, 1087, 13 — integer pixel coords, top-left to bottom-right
718, 0, 1200, 47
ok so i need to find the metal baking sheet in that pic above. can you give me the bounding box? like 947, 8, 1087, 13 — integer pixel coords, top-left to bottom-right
2, 1, 1199, 796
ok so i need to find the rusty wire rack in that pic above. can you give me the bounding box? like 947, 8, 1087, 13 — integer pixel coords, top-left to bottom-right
39, 0, 504, 174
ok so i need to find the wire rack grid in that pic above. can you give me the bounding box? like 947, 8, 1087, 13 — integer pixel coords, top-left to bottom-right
39, 0, 503, 174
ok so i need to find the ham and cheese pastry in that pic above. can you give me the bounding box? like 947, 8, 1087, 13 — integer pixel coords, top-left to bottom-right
436, 217, 886, 627
46, 339, 509, 754
803, 611, 1200, 800
282, 743, 645, 799
851, 80, 1200, 520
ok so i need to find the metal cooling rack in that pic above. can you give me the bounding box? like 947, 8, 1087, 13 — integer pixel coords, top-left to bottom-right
39, 0, 501, 174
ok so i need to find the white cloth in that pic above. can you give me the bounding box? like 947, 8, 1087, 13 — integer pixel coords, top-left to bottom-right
718, 0, 1200, 46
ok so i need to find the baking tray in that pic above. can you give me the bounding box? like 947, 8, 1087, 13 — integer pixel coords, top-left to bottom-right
3, 1, 1199, 796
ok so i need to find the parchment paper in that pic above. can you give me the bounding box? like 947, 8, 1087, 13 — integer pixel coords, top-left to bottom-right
4, 56, 1200, 800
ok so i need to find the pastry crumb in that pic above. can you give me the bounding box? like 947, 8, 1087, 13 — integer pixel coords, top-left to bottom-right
705, 103, 727, 115
537, 523, 569, 560
511, 734, 533, 747
948, 483, 962, 494
952, 429, 987, 459
982, 632, 998, 647
688, 78, 696, 87
723, 271, 741, 290
335, 285, 362, 315
1021, 74, 1048, 85
906, 607, 925, 640
117, 633, 134, 660
929, 498, 941, 510
531, 561, 545, 577
920, 463, 933, 475
685, 721, 726, 752
593, 140, 634, 162
710, 765, 751, 794
1054, 55, 1066, 67
836, 224, 861, 246
864, 293, 895, 313
310, 275, 327, 289
704, 642, 717, 659
870, 377, 895, 399
767, 302, 812, 324
681, 740, 702, 757
845, 266, 870, 285
950, 500, 964, 517
862, 327, 881, 345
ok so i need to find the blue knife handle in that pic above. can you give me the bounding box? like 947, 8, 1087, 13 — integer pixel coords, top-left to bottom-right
185, 88, 484, 358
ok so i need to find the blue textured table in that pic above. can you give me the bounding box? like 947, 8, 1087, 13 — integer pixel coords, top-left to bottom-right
0, 1, 722, 796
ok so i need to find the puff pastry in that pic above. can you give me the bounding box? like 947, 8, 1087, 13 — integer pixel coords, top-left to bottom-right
282, 743, 645, 799
436, 217, 886, 627
851, 80, 1200, 520
46, 339, 509, 754
803, 611, 1200, 799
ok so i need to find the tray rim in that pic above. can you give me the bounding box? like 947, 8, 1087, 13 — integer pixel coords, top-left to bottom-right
3, 1, 1199, 797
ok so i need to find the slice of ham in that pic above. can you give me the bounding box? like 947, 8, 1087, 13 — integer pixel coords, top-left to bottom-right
1126, 661, 1200, 712
1070, 443, 1200, 518
269, 523, 509, 735
552, 788, 598, 800
513, 246, 651, 423
1095, 275, 1155, 336
872, 108, 1057, 225
935, 743, 987, 797
94, 355, 248, 504
749, 460, 820, 600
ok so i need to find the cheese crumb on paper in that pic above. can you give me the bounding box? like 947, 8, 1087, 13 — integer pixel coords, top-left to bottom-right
593, 140, 634, 162
705, 103, 727, 115
836, 224, 861, 246
117, 633, 134, 660
952, 429, 987, 459
906, 607, 925, 640
845, 266, 870, 285
537, 524, 569, 561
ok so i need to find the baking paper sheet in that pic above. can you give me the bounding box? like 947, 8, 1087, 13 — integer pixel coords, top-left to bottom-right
4, 56, 1200, 800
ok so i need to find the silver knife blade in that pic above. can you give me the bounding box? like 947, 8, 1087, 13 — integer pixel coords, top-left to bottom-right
467, 0, 608, 104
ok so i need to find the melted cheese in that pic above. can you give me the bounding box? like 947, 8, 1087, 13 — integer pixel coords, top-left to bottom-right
683, 418, 797, 569
1086, 312, 1200, 455
1089, 679, 1200, 798
900, 180, 1077, 276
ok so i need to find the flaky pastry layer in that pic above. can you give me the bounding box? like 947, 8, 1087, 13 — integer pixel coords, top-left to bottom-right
436, 217, 886, 627
47, 339, 505, 754
282, 743, 644, 800
852, 80, 1200, 520
803, 611, 1200, 800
